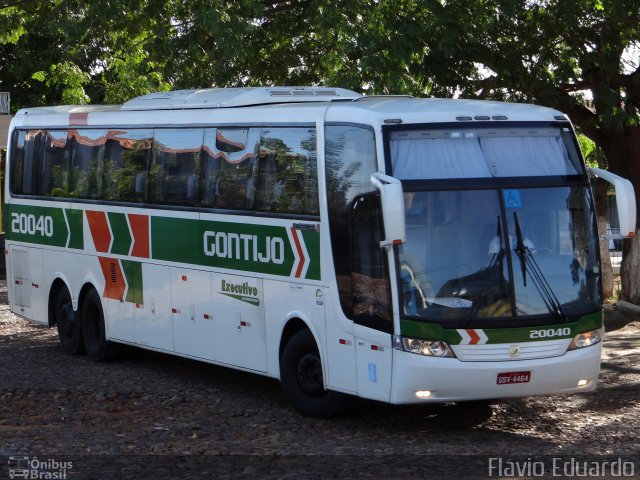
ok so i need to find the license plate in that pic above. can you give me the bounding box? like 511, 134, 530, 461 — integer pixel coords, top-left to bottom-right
497, 371, 531, 385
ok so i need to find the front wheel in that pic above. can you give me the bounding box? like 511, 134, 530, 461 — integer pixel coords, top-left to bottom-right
81, 288, 121, 361
54, 285, 84, 355
280, 329, 345, 418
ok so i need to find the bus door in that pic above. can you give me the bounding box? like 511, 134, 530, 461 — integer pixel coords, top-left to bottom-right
212, 273, 267, 372
171, 267, 215, 361
134, 263, 173, 351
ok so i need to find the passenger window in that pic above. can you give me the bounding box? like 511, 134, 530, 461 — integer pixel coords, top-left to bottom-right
201, 128, 259, 210
69, 129, 107, 199
150, 129, 204, 205
102, 129, 152, 202
324, 124, 378, 320
41, 130, 72, 197
256, 128, 318, 215
11, 129, 45, 195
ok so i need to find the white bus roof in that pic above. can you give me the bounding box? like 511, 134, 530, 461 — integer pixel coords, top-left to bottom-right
122, 86, 363, 110
11, 87, 568, 127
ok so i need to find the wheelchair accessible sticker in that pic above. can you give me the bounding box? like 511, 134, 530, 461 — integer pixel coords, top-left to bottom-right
503, 189, 522, 208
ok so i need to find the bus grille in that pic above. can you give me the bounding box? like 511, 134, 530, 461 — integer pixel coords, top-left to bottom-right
451, 339, 571, 362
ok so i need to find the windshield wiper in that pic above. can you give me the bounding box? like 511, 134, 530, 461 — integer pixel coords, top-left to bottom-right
513, 212, 528, 286
513, 212, 567, 321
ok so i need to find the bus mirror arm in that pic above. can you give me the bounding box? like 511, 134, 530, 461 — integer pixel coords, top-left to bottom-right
371, 172, 406, 249
588, 167, 637, 238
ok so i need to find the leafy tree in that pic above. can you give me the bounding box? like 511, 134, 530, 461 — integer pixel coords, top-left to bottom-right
0, 0, 171, 109
217, 0, 640, 302
399, 0, 640, 302
2, 0, 639, 301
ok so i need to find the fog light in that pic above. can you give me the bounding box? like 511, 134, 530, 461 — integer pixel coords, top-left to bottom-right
577, 379, 590, 387
415, 390, 432, 398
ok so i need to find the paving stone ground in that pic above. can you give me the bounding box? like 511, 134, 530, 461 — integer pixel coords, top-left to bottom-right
0, 280, 638, 479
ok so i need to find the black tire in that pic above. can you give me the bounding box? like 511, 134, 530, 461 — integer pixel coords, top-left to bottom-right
54, 285, 85, 355
280, 329, 345, 418
81, 288, 122, 361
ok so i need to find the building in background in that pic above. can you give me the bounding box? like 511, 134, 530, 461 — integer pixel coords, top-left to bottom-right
1, 92, 10, 237
1, 92, 11, 147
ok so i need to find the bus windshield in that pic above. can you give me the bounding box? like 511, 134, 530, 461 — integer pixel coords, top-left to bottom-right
398, 186, 601, 324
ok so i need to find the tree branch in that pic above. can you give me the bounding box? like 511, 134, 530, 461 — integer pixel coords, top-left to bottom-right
0, 0, 33, 9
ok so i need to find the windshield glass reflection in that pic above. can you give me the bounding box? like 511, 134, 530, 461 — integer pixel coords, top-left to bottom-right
505, 187, 601, 316
398, 187, 601, 324
399, 190, 511, 321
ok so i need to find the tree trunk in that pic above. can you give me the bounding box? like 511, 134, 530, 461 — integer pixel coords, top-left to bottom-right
597, 126, 640, 305
620, 232, 640, 304
594, 179, 614, 299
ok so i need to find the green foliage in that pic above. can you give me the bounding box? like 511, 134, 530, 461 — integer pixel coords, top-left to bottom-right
577, 134, 605, 169
32, 61, 91, 104
1, 0, 638, 183
0, 5, 27, 44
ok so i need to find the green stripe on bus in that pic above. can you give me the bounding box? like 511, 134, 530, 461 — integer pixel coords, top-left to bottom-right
108, 212, 132, 255
65, 208, 84, 249
399, 321, 463, 344
5, 204, 69, 247
6, 204, 321, 281
400, 310, 603, 343
301, 229, 321, 280
150, 216, 304, 279
151, 216, 201, 264
122, 260, 143, 305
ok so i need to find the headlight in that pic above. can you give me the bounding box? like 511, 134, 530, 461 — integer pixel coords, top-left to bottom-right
568, 327, 603, 350
393, 335, 455, 357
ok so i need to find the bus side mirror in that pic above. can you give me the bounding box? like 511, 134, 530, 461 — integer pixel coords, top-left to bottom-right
370, 172, 406, 248
589, 167, 637, 238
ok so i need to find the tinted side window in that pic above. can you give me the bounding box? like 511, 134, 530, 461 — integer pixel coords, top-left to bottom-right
325, 124, 378, 320
102, 129, 152, 202
41, 130, 72, 197
11, 129, 45, 195
256, 128, 318, 215
150, 129, 204, 205
351, 194, 392, 331
201, 128, 259, 210
69, 129, 107, 199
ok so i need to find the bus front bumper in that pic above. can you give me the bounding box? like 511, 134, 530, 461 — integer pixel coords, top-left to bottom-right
390, 342, 601, 404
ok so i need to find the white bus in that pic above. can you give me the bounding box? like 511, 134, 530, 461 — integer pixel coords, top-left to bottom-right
5, 87, 636, 417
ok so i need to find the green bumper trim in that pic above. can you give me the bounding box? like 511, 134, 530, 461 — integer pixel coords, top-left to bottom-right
400, 310, 603, 345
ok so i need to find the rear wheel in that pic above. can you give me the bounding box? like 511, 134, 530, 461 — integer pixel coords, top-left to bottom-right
54, 285, 84, 355
280, 329, 345, 418
81, 288, 121, 361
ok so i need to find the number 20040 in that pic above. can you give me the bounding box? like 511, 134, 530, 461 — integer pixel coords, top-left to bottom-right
529, 327, 571, 339
11, 213, 54, 237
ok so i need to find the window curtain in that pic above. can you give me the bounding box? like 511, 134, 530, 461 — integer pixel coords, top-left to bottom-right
391, 134, 578, 180
391, 137, 492, 179
479, 136, 577, 177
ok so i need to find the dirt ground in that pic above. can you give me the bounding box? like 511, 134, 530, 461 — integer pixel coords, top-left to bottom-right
0, 279, 638, 479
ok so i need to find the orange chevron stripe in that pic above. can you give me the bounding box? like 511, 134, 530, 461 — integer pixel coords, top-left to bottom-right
98, 257, 126, 300
128, 214, 150, 258
86, 210, 111, 253
466, 329, 481, 345
290, 228, 306, 278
